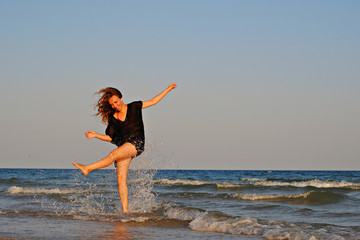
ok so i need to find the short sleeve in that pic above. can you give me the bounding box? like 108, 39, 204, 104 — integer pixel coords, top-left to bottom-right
106, 122, 121, 145
105, 123, 115, 138
105, 125, 114, 137
134, 101, 143, 109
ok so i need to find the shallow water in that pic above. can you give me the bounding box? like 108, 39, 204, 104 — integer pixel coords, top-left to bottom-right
1, 168, 360, 239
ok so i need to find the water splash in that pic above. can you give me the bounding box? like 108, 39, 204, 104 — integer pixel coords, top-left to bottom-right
127, 147, 159, 213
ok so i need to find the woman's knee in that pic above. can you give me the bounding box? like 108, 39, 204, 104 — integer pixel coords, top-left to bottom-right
106, 149, 116, 161
121, 143, 137, 157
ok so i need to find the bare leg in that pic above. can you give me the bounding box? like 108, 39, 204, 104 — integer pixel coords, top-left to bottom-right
72, 143, 137, 175
116, 157, 132, 212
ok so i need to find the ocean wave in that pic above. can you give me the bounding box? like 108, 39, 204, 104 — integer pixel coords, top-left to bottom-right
0, 177, 46, 187
164, 206, 205, 221
216, 182, 245, 188
0, 177, 23, 184
6, 186, 84, 194
189, 213, 262, 235
157, 191, 227, 200
154, 178, 360, 190
252, 179, 360, 189
186, 210, 350, 239
233, 191, 345, 204
241, 177, 265, 182
233, 192, 308, 201
154, 179, 213, 186
155, 179, 246, 189
2, 198, 355, 239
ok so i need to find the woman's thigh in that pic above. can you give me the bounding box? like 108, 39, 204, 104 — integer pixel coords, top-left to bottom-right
110, 142, 137, 160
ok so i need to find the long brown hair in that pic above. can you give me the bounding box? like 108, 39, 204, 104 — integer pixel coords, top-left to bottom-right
95, 87, 122, 124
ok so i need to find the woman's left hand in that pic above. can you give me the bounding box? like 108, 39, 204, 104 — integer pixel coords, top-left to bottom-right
85, 131, 97, 139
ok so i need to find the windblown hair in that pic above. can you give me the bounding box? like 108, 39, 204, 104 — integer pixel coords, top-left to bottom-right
95, 87, 122, 124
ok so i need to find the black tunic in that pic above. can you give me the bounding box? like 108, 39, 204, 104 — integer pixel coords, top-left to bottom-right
105, 101, 145, 156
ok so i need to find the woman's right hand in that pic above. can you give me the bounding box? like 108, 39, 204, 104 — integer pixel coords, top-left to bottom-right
168, 83, 177, 90
85, 131, 97, 139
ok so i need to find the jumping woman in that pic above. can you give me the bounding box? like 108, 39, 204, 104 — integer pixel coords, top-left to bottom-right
72, 83, 177, 212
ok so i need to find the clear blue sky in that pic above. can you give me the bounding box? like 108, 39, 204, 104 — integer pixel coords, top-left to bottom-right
1, 0, 359, 170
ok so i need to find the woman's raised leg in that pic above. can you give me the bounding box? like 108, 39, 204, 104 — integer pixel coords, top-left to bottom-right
72, 142, 137, 175
116, 157, 132, 212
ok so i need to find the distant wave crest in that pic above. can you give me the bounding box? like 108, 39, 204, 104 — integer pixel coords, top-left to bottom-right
154, 179, 213, 186
233, 191, 345, 204
251, 179, 360, 189
7, 186, 81, 194
154, 178, 360, 190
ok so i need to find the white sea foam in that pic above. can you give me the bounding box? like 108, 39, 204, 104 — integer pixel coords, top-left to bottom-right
241, 177, 265, 182
186, 211, 347, 239
165, 206, 264, 235
252, 179, 360, 189
232, 192, 311, 201
216, 182, 245, 188
7, 186, 80, 194
120, 216, 151, 223
66, 204, 348, 239
155, 178, 360, 190
262, 229, 293, 239
164, 206, 205, 221
189, 214, 263, 235
154, 179, 213, 186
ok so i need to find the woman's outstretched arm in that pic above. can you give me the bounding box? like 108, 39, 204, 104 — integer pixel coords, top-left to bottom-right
142, 83, 177, 109
85, 131, 112, 142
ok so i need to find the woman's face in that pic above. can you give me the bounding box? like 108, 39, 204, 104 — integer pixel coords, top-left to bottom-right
109, 95, 123, 111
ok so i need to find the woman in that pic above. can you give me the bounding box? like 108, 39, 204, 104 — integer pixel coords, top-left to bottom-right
72, 83, 177, 212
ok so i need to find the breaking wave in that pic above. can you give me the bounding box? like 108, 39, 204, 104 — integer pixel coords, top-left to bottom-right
154, 179, 213, 186
154, 178, 360, 190
2, 169, 359, 240
233, 191, 345, 204
166, 206, 352, 239
6, 186, 84, 195
1, 202, 355, 239
251, 179, 360, 189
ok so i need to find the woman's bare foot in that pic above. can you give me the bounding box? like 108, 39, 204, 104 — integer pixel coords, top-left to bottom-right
72, 162, 89, 176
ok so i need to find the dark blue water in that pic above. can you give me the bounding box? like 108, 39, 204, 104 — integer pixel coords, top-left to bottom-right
1, 168, 360, 239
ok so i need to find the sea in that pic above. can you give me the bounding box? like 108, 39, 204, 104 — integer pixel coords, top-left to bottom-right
1, 167, 360, 239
